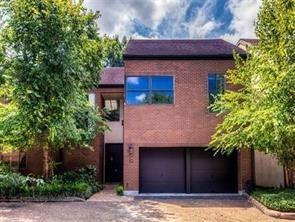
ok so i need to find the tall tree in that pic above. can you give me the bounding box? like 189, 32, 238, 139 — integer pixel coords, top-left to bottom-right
210, 0, 295, 185
0, 0, 108, 178
103, 35, 128, 67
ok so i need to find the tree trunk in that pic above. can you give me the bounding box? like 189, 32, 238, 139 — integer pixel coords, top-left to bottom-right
43, 148, 50, 180
284, 165, 294, 188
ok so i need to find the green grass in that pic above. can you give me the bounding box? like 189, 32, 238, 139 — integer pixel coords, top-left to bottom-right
250, 187, 295, 212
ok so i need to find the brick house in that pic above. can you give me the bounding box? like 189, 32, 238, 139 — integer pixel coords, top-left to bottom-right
1, 39, 255, 194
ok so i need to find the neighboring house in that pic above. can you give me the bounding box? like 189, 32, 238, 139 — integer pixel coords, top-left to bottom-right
237, 39, 285, 188
2, 39, 256, 194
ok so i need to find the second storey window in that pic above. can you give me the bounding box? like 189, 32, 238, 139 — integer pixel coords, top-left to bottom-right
126, 76, 174, 105
104, 100, 120, 121
208, 74, 225, 108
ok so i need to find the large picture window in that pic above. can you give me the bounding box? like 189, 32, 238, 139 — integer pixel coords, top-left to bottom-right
208, 74, 225, 110
126, 76, 174, 105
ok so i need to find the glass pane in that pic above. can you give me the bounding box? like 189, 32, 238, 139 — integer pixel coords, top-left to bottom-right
105, 100, 119, 111
152, 76, 173, 90
216, 75, 225, 94
208, 74, 217, 96
104, 100, 120, 121
126, 91, 149, 105
126, 77, 149, 90
151, 91, 173, 104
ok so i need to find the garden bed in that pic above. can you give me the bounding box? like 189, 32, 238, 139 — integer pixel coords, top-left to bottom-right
0, 162, 102, 201
250, 187, 295, 212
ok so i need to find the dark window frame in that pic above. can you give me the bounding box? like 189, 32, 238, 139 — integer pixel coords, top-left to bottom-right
208, 73, 225, 112
125, 75, 175, 105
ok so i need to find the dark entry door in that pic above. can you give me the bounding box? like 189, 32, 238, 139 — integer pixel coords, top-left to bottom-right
140, 148, 186, 193
105, 144, 123, 183
190, 148, 237, 193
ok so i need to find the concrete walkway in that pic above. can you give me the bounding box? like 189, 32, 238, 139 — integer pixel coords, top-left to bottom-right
88, 184, 133, 202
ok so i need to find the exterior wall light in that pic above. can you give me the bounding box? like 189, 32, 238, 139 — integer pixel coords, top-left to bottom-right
128, 144, 134, 155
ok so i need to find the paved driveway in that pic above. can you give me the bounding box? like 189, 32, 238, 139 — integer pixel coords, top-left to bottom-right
0, 196, 289, 222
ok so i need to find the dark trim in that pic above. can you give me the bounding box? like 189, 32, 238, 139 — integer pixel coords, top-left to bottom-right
98, 84, 124, 88
185, 148, 191, 194
123, 54, 247, 60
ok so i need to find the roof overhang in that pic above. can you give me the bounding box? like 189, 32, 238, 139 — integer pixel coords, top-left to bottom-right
123, 54, 246, 60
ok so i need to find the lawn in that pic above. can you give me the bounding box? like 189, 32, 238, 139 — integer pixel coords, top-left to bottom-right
250, 187, 295, 212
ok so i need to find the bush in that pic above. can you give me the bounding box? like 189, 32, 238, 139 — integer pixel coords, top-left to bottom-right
0, 163, 102, 200
251, 187, 295, 212
0, 173, 26, 198
0, 161, 11, 174
116, 184, 124, 196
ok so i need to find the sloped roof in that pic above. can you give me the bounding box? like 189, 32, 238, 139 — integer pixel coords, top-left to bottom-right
124, 39, 246, 59
99, 67, 124, 86
238, 38, 259, 45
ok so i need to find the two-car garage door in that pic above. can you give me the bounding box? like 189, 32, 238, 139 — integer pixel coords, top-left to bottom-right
139, 148, 237, 193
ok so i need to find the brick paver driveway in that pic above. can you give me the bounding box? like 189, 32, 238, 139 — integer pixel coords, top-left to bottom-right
0, 197, 290, 222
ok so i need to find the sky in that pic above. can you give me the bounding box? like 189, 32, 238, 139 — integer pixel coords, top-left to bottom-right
84, 0, 261, 44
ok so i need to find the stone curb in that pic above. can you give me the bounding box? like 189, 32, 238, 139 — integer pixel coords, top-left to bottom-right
0, 197, 85, 202
245, 194, 295, 220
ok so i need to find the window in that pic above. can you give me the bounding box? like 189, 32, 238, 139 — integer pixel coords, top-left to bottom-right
126, 76, 174, 105
88, 93, 95, 107
104, 100, 120, 121
208, 74, 225, 109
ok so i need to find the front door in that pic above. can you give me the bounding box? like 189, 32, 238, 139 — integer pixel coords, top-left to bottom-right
105, 144, 123, 183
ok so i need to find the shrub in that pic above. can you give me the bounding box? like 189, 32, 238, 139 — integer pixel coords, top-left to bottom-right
0, 161, 10, 174
251, 187, 295, 212
116, 184, 124, 196
0, 163, 101, 200
56, 165, 102, 193
0, 173, 26, 198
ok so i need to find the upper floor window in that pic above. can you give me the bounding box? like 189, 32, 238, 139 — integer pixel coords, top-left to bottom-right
104, 100, 120, 121
208, 74, 225, 109
126, 76, 174, 105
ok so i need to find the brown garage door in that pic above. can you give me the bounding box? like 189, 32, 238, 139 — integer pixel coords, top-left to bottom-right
139, 148, 186, 193
139, 148, 237, 193
190, 149, 237, 193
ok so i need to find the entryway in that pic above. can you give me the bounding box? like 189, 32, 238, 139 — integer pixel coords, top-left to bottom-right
105, 143, 123, 183
139, 147, 237, 193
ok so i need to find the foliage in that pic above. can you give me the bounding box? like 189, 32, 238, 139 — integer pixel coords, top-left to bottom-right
116, 184, 124, 196
103, 35, 127, 67
0, 172, 26, 197
251, 187, 295, 212
56, 165, 101, 192
0, 161, 10, 174
0, 164, 101, 199
0, 0, 108, 163
209, 0, 295, 168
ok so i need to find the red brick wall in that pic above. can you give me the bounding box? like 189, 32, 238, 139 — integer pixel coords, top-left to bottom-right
124, 59, 252, 191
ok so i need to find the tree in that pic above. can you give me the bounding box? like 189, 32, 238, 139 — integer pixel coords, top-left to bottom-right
0, 0, 108, 178
103, 35, 128, 67
210, 0, 295, 186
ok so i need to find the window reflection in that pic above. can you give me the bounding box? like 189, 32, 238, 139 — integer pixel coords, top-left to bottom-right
126, 76, 174, 105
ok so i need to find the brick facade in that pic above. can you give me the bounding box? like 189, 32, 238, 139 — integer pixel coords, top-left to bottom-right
1, 59, 253, 192
124, 59, 253, 192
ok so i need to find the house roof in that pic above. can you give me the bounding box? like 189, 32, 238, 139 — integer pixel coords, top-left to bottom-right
99, 67, 124, 87
124, 39, 246, 60
238, 38, 259, 45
